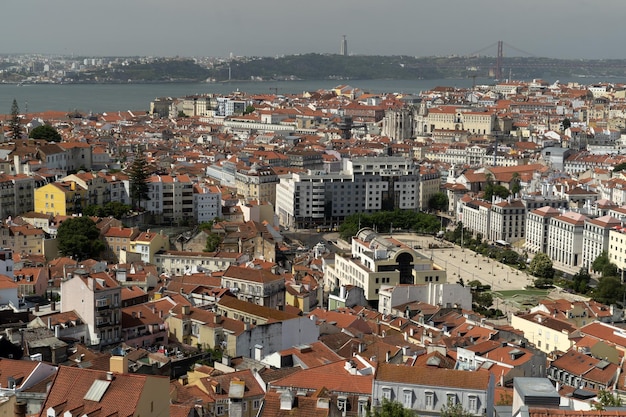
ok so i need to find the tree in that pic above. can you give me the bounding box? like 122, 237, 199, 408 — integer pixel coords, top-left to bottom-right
440, 398, 474, 417
571, 267, 591, 294
528, 253, 555, 280
83, 201, 131, 219
129, 151, 150, 210
205, 232, 223, 252
29, 124, 62, 142
562, 117, 572, 131
501, 249, 520, 265
243, 105, 255, 115
9, 99, 22, 139
473, 291, 494, 310
613, 162, 626, 173
368, 398, 416, 417
602, 262, 619, 278
594, 389, 623, 410
592, 251, 611, 274
592, 276, 625, 306
57, 217, 105, 261
428, 192, 449, 212
484, 184, 510, 202
510, 172, 521, 197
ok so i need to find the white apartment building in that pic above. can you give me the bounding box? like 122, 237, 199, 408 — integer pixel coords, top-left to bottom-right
0, 174, 36, 219
608, 226, 626, 277
459, 199, 491, 239
489, 199, 526, 243
145, 174, 194, 224
582, 215, 621, 270
154, 250, 246, 275
525, 206, 561, 254
194, 184, 221, 224
275, 156, 435, 228
60, 269, 122, 347
275, 171, 353, 228
547, 212, 588, 268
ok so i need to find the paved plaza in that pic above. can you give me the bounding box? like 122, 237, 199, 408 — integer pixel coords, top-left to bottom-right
392, 233, 532, 292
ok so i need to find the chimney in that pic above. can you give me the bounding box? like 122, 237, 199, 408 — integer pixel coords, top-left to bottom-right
110, 355, 128, 374
14, 400, 27, 417
222, 355, 231, 367
106, 371, 114, 381
182, 305, 190, 315
254, 344, 263, 361
279, 390, 295, 411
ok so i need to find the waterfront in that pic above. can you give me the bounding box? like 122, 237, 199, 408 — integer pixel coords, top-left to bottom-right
2, 77, 625, 114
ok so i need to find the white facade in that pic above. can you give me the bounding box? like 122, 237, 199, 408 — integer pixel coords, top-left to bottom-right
582, 215, 620, 270
547, 212, 588, 268
608, 227, 626, 274
60, 271, 122, 346
154, 251, 246, 275
194, 185, 221, 224
378, 283, 472, 315
275, 156, 435, 228
489, 199, 526, 243
525, 207, 560, 254
459, 199, 491, 239
324, 228, 441, 302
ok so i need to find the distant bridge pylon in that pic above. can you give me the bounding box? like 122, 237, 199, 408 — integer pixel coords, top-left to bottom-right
468, 40, 535, 80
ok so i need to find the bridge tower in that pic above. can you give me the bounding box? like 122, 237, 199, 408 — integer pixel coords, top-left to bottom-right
495, 40, 503, 80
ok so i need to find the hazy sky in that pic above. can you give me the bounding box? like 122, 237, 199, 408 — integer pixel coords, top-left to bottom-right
3, 0, 625, 59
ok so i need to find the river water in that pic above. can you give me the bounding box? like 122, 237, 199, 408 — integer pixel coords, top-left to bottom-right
1, 76, 624, 114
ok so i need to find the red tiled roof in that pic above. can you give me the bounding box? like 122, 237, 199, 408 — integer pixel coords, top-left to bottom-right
271, 360, 373, 395
376, 363, 490, 390
39, 366, 165, 417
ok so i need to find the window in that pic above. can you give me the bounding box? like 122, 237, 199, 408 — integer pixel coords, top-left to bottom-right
253, 399, 261, 409
381, 387, 392, 400
425, 391, 435, 409
468, 395, 478, 412
446, 393, 457, 405
216, 405, 224, 415
337, 396, 347, 412
402, 390, 413, 408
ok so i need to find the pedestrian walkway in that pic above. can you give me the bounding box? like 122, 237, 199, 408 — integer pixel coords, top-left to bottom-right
393, 233, 531, 291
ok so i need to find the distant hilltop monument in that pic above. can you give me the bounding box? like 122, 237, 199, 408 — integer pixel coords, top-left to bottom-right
340, 35, 348, 56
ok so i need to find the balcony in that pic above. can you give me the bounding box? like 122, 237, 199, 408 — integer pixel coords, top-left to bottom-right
96, 319, 112, 328
95, 298, 110, 310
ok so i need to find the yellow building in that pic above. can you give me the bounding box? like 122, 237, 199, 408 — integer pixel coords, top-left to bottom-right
510, 311, 576, 355
34, 181, 87, 216
130, 229, 170, 264
166, 304, 245, 352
